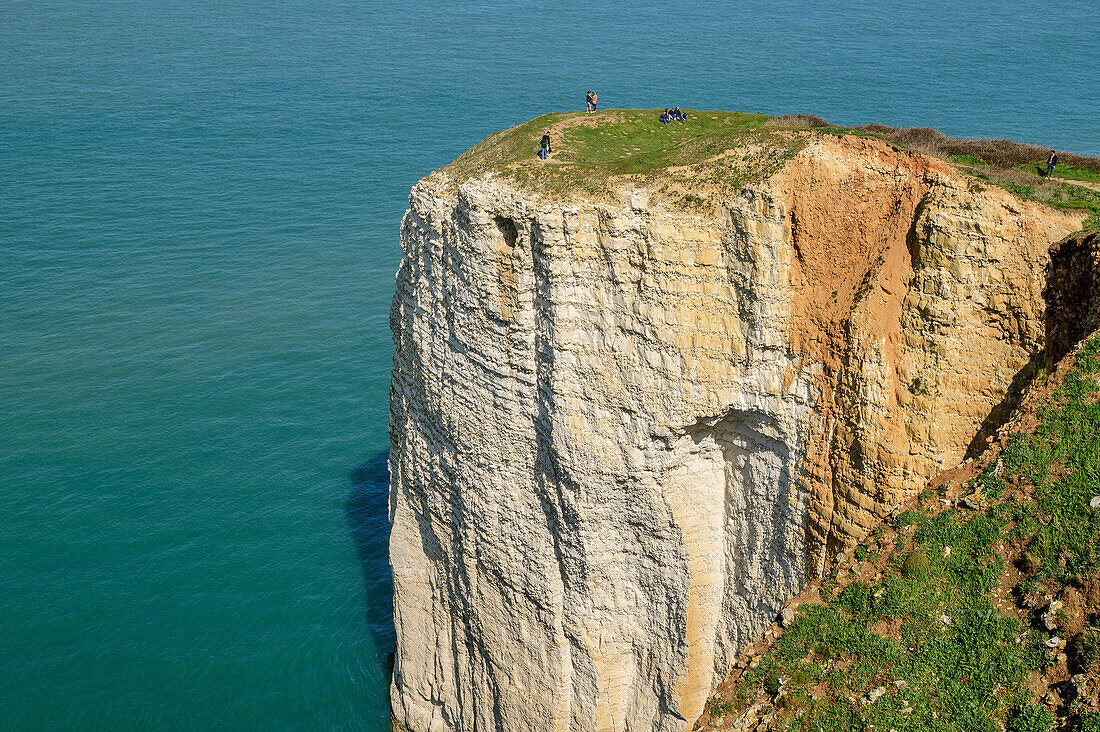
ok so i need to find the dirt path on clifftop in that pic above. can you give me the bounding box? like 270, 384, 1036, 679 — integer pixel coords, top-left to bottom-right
1052, 176, 1100, 192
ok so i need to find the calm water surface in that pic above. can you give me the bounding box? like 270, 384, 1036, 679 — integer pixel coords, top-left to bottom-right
1, 0, 1096, 728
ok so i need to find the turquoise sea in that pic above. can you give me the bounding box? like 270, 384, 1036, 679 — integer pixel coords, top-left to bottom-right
1, 1, 1096, 728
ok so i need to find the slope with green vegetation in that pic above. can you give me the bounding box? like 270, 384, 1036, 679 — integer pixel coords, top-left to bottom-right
699, 335, 1100, 732
948, 156, 1100, 234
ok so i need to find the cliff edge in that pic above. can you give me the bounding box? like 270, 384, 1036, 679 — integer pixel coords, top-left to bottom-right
388, 111, 1087, 732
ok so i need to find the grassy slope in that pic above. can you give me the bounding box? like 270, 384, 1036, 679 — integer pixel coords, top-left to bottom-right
702, 337, 1100, 732
1042, 165, 1100, 186
447, 109, 770, 175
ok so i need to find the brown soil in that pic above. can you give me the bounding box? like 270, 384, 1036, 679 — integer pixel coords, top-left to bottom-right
776, 134, 949, 365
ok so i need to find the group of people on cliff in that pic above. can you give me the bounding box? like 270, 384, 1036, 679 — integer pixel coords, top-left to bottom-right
659, 107, 686, 124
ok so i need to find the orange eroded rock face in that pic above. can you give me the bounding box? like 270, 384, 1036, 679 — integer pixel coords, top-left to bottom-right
775, 134, 1083, 571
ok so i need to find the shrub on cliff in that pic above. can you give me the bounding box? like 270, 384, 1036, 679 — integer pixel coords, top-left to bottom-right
1007, 702, 1054, 732
765, 114, 830, 128
902, 549, 931, 577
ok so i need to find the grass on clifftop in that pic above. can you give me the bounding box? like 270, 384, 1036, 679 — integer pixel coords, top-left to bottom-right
442, 109, 801, 202
703, 336, 1100, 732
441, 109, 1100, 229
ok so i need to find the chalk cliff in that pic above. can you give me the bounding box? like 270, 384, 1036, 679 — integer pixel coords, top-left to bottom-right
388, 128, 1082, 731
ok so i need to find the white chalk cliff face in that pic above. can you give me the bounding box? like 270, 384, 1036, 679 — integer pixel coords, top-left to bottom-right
387, 135, 1081, 731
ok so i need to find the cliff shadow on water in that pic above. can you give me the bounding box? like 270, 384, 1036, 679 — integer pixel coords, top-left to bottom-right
346, 450, 396, 663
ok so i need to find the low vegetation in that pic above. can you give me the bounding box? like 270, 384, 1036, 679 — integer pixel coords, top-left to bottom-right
856, 124, 1100, 172
940, 152, 1100, 233
765, 114, 830, 129
702, 337, 1100, 731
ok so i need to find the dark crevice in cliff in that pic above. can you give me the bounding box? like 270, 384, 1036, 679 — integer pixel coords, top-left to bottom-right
529, 218, 583, 724
493, 217, 520, 323
1045, 231, 1100, 370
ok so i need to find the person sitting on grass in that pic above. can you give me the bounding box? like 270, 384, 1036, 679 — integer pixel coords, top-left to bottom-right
1046, 149, 1058, 178
659, 109, 670, 124
539, 132, 552, 160
673, 106, 685, 121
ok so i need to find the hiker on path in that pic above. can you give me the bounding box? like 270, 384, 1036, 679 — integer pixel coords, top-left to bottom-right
540, 132, 552, 159
1046, 149, 1058, 178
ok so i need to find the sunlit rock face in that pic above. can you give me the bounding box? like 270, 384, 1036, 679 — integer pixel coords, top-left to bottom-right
388, 134, 1081, 732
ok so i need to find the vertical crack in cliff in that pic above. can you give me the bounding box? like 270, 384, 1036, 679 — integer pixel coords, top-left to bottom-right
1045, 232, 1100, 368
494, 216, 520, 322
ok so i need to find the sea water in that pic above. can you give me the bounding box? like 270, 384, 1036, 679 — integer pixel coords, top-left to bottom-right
1, 0, 1096, 728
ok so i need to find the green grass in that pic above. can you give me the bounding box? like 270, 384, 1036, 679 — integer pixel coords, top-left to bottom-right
963, 169, 1100, 233
951, 153, 991, 167
440, 109, 802, 203
710, 335, 1100, 731
547, 111, 768, 171
993, 176, 1100, 224
944, 152, 1100, 233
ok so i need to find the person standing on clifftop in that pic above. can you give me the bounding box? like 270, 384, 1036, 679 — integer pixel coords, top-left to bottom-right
1046, 149, 1058, 178
540, 132, 551, 160
586, 91, 597, 113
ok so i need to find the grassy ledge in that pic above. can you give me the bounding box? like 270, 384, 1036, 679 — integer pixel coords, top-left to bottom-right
701, 336, 1100, 732
950, 157, 1100, 234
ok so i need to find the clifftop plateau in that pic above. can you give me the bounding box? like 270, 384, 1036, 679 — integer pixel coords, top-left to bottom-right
388, 110, 1097, 732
